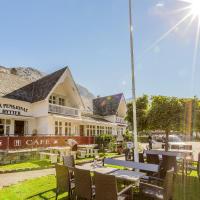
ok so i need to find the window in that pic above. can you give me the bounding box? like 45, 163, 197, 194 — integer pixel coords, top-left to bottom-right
105, 127, 112, 134
0, 119, 5, 136
117, 127, 124, 135
65, 122, 71, 136
86, 125, 96, 136
97, 126, 100, 135
59, 98, 65, 106
0, 119, 11, 136
55, 121, 62, 135
49, 95, 56, 104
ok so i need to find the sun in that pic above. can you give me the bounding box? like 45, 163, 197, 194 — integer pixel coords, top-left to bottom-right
190, 0, 200, 18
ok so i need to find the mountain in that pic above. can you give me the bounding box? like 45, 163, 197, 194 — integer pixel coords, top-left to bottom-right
0, 66, 95, 111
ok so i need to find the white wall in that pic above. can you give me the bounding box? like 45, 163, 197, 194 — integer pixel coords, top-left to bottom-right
35, 117, 49, 135
31, 100, 49, 117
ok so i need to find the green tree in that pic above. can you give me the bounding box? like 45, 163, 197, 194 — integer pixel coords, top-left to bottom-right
147, 96, 183, 151
126, 94, 149, 133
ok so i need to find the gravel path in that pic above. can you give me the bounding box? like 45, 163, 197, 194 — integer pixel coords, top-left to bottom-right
0, 168, 55, 189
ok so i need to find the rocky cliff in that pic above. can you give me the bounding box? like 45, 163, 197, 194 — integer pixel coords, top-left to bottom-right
0, 66, 95, 111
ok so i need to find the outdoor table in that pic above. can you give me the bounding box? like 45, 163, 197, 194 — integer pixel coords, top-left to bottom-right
110, 170, 146, 183
144, 149, 193, 179
144, 149, 193, 158
76, 163, 118, 174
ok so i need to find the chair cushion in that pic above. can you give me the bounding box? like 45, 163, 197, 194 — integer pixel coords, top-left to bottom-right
142, 187, 164, 200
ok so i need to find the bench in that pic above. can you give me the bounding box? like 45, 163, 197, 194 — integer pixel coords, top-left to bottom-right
103, 158, 159, 173
77, 150, 87, 159
39, 152, 59, 164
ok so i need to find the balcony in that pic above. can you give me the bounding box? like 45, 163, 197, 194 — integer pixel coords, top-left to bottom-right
49, 104, 80, 117
116, 117, 127, 124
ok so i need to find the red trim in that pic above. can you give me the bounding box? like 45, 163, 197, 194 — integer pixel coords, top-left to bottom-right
0, 136, 94, 150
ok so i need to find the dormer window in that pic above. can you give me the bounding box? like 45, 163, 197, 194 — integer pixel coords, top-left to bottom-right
59, 98, 65, 106
49, 95, 56, 104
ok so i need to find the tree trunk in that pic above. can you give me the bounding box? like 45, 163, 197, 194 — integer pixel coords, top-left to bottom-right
165, 130, 169, 151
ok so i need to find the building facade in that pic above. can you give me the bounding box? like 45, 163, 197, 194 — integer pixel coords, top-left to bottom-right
0, 67, 127, 139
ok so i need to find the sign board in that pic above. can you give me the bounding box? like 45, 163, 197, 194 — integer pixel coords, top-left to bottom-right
0, 103, 28, 116
126, 142, 134, 149
0, 136, 95, 150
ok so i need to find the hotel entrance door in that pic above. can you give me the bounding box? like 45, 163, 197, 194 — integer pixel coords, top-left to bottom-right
14, 120, 25, 136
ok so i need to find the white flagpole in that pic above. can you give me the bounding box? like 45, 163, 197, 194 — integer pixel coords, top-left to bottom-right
128, 0, 139, 162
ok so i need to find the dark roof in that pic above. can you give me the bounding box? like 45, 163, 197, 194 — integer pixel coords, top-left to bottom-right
4, 67, 67, 103
93, 93, 123, 116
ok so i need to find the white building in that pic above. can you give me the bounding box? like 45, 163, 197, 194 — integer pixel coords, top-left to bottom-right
0, 67, 127, 138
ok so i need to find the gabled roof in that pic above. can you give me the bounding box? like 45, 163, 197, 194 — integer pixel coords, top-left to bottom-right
93, 93, 124, 116
4, 67, 67, 103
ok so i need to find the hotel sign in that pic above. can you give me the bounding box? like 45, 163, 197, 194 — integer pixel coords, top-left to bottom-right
0, 104, 28, 116
0, 136, 95, 150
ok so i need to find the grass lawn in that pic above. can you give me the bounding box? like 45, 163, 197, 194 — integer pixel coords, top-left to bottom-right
0, 171, 199, 200
0, 153, 119, 173
0, 160, 53, 172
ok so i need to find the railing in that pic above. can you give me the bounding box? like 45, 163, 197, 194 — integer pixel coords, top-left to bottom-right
116, 117, 126, 124
48, 104, 80, 117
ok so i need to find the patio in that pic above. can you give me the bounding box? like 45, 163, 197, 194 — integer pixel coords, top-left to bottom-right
0, 164, 199, 200
0, 147, 199, 200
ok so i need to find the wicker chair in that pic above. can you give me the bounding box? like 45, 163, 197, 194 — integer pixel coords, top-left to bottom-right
139, 153, 145, 163
55, 164, 75, 200
63, 155, 75, 168
140, 169, 174, 200
74, 168, 94, 200
94, 172, 133, 200
197, 153, 200, 181
146, 153, 160, 165
159, 155, 177, 179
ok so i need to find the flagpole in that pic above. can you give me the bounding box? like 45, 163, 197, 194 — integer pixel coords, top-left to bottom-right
128, 0, 139, 162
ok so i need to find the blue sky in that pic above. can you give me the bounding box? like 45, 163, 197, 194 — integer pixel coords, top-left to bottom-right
0, 0, 199, 98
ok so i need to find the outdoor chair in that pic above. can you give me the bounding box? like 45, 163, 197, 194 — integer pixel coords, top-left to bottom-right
74, 167, 95, 200
159, 155, 177, 179
139, 153, 145, 163
55, 164, 75, 200
146, 153, 160, 165
63, 155, 75, 168
198, 153, 200, 181
63, 155, 75, 180
94, 171, 133, 200
184, 152, 199, 176
140, 168, 174, 200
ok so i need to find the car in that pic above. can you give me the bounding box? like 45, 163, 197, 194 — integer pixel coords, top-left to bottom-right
147, 134, 186, 150
168, 135, 186, 149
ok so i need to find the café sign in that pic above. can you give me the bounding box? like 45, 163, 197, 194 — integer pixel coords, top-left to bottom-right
0, 104, 28, 116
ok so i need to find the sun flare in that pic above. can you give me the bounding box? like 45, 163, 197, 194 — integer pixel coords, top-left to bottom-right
190, 0, 200, 18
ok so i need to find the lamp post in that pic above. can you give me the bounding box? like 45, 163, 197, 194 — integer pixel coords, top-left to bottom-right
128, 0, 139, 162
